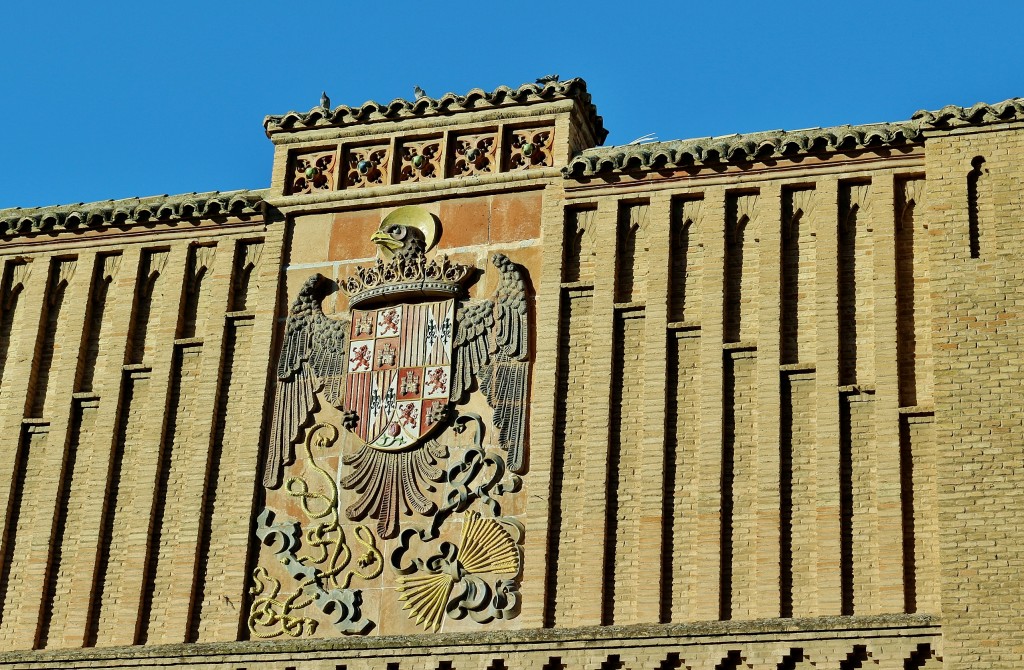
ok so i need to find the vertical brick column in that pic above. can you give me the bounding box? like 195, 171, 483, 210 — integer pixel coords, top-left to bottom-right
813, 177, 843, 615
193, 230, 284, 642
871, 172, 906, 614
97, 244, 188, 647
928, 124, 1024, 668
2, 254, 95, 649
754, 184, 783, 618
545, 203, 598, 628
582, 197, 617, 625
694, 186, 726, 620
53, 248, 139, 647
143, 243, 233, 644
637, 192, 671, 623
521, 184, 564, 628
0, 256, 47, 567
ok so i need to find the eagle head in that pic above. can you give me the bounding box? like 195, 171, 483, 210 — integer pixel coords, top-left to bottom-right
370, 223, 427, 262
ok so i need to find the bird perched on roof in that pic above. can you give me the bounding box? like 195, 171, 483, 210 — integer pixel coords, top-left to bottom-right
320, 91, 331, 109
536, 74, 560, 84
413, 85, 427, 100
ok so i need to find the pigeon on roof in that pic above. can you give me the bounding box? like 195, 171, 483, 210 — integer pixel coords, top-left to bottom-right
320, 91, 331, 109
536, 74, 560, 84
413, 85, 427, 100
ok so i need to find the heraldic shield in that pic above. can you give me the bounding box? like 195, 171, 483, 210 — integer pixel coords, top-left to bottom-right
344, 300, 454, 450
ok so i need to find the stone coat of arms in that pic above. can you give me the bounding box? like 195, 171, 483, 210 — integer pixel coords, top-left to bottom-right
251, 206, 529, 636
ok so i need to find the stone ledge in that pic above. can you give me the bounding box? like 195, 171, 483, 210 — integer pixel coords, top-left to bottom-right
0, 615, 939, 666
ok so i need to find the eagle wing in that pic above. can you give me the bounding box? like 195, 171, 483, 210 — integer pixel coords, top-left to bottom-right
450, 254, 530, 472
264, 274, 350, 488
484, 254, 530, 472
449, 298, 494, 403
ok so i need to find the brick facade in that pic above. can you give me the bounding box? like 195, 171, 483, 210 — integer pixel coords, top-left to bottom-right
0, 80, 1020, 668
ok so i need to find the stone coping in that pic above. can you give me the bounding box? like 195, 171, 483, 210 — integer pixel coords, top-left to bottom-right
563, 96, 1024, 178
0, 614, 938, 665
0, 189, 267, 239
263, 78, 608, 143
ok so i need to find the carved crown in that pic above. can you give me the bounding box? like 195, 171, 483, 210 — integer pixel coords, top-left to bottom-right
342, 254, 472, 307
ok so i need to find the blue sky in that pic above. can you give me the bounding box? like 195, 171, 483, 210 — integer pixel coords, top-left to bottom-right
2, 1, 1021, 209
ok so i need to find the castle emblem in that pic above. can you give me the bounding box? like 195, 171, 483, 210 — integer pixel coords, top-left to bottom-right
264, 206, 531, 540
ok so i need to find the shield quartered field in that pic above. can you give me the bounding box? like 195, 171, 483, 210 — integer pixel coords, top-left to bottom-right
344, 299, 454, 451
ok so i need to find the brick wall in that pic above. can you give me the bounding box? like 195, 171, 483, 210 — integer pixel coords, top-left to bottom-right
927, 121, 1024, 669
2, 91, 1023, 668
0, 220, 283, 653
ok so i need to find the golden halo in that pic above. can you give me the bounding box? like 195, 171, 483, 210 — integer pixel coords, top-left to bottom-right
376, 206, 439, 258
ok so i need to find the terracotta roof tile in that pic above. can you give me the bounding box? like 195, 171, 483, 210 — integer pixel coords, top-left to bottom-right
0, 189, 267, 239
563, 123, 922, 178
563, 96, 1024, 178
263, 78, 607, 142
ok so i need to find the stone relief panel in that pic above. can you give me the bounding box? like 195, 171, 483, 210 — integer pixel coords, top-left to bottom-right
398, 137, 443, 183
345, 144, 391, 188
451, 132, 498, 177
507, 127, 554, 171
252, 205, 531, 637
284, 124, 556, 194
290, 149, 338, 194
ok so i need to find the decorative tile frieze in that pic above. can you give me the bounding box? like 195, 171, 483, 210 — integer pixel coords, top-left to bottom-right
398, 136, 443, 183
451, 132, 498, 177
507, 126, 555, 171
283, 123, 558, 196
290, 149, 338, 194
345, 144, 391, 189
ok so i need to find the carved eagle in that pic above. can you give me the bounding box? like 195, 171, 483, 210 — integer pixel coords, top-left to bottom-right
263, 223, 530, 499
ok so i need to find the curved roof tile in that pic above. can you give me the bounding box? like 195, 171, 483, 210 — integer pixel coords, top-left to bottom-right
263, 78, 608, 143
562, 123, 922, 178
0, 189, 266, 239
913, 97, 1024, 127
564, 96, 1024, 179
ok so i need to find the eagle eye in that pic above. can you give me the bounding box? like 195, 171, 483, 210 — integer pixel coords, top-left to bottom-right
389, 225, 407, 240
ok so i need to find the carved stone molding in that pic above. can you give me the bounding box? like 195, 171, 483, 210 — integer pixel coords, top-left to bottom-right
187, 244, 216, 292
898, 178, 927, 229
1, 259, 32, 312
239, 240, 264, 272
842, 182, 872, 234
140, 250, 168, 299
100, 254, 122, 283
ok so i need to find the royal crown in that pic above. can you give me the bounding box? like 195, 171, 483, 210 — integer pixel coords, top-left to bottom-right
341, 253, 472, 307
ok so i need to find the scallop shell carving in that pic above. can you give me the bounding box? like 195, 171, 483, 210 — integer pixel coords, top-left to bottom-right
396, 511, 520, 632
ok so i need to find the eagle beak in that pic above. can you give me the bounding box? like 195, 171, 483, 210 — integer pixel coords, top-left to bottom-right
370, 230, 402, 259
